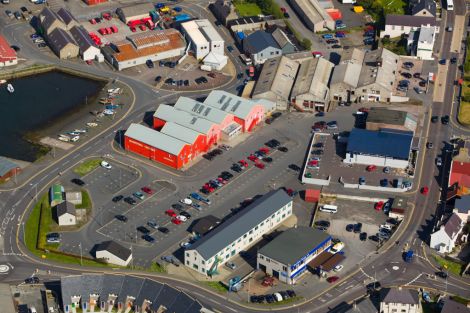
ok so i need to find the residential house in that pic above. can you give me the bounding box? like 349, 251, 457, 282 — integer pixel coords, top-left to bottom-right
270, 28, 296, 54
410, 0, 436, 16
38, 7, 66, 35
381, 14, 438, 38
56, 8, 79, 30
449, 148, 470, 194
440, 298, 470, 313
454, 195, 470, 222
290, 57, 334, 112
380, 288, 421, 313
243, 30, 282, 65
47, 28, 79, 59
95, 240, 132, 266
209, 0, 238, 26
408, 26, 435, 60
54, 201, 77, 226
329, 48, 365, 103
69, 26, 101, 61
251, 56, 299, 110
430, 213, 465, 253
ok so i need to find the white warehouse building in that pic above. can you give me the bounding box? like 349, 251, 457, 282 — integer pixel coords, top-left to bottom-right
343, 128, 414, 169
182, 19, 225, 60
184, 190, 293, 276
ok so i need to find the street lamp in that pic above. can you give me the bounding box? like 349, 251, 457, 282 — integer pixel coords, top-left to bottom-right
79, 243, 83, 266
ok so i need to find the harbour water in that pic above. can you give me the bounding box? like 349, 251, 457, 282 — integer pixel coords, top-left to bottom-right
0, 71, 105, 162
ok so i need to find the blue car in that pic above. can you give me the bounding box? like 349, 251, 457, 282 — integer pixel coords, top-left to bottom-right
227, 45, 234, 52
322, 34, 333, 39
335, 20, 343, 25
335, 32, 346, 38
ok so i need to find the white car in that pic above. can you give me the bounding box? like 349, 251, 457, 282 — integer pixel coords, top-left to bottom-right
180, 241, 191, 248
176, 215, 188, 222
380, 224, 392, 231
334, 265, 344, 272
180, 198, 192, 205
101, 161, 112, 169
331, 242, 344, 253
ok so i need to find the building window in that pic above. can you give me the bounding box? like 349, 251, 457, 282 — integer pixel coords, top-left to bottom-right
282, 214, 286, 218
225, 254, 229, 259
283, 266, 287, 271
186, 261, 190, 265
238, 239, 241, 243
202, 260, 205, 265
260, 255, 264, 259
249, 230, 253, 234
261, 222, 264, 226
243, 234, 247, 238
249, 237, 253, 242
193, 264, 199, 270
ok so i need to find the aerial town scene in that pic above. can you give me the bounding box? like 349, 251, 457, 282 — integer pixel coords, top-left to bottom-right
0, 0, 470, 311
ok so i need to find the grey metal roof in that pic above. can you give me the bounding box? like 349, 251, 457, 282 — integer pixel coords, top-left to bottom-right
56, 8, 77, 26
204, 90, 260, 120
188, 190, 292, 260
385, 14, 437, 27
154, 105, 215, 134
454, 195, 470, 214
418, 26, 435, 44
125, 123, 189, 156
271, 28, 292, 49
134, 279, 163, 307
382, 288, 419, 305
440, 298, 470, 313
358, 48, 399, 90
55, 201, 75, 217
173, 97, 231, 124
70, 26, 97, 52
96, 240, 131, 262
160, 122, 203, 144
100, 275, 125, 301
117, 275, 144, 301
291, 57, 333, 100
366, 108, 408, 125
150, 285, 180, 311
411, 0, 436, 16
196, 19, 224, 43
347, 128, 413, 160
0, 157, 18, 177
330, 49, 364, 88
243, 30, 280, 54
47, 28, 77, 53
259, 227, 331, 265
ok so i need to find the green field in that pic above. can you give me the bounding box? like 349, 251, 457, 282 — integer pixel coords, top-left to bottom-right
433, 255, 463, 276
233, 1, 262, 16
73, 159, 102, 176
358, 0, 406, 22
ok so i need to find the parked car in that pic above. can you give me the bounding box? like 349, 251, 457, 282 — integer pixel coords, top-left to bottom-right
225, 261, 236, 270
124, 197, 136, 205
71, 178, 85, 186
360, 232, 367, 241
112, 195, 124, 202
133, 191, 145, 200
115, 215, 128, 222
141, 186, 153, 194
137, 226, 150, 234
165, 209, 177, 217
327, 276, 340, 283
147, 219, 158, 229
100, 160, 112, 169
159, 226, 169, 234
142, 234, 155, 243
180, 198, 193, 205
146, 59, 154, 68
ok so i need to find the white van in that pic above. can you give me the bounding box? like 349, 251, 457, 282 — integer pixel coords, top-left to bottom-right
331, 242, 344, 253
319, 204, 338, 213
30, 307, 37, 313
273, 292, 283, 302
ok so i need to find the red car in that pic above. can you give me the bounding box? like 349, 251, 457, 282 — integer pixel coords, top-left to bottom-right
217, 177, 227, 184
375, 201, 384, 211
312, 51, 323, 58
86, 60, 93, 65
248, 155, 257, 162
239, 160, 249, 168
130, 26, 136, 32
255, 162, 265, 169
259, 147, 270, 154
165, 209, 177, 217
421, 186, 429, 195
141, 186, 153, 194
171, 218, 182, 225
286, 188, 296, 197
327, 276, 339, 283
366, 165, 377, 172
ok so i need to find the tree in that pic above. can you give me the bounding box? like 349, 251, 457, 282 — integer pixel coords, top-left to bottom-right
301, 38, 312, 50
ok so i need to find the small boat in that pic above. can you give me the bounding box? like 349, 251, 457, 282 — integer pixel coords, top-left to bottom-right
74, 129, 87, 133
105, 104, 119, 110
107, 87, 120, 93
7, 84, 14, 93
86, 122, 98, 127
67, 132, 81, 136
58, 137, 70, 142
103, 109, 115, 115
0, 79, 6, 85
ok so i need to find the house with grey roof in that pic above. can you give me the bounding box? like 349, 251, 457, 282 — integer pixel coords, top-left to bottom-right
380, 288, 420, 313
69, 26, 101, 61
381, 14, 438, 38
185, 189, 293, 276
430, 213, 465, 253
0, 157, 20, 181
440, 297, 470, 313
56, 8, 78, 30
53, 201, 76, 226
410, 0, 436, 17
209, 0, 238, 26
47, 28, 79, 59
38, 7, 65, 35
243, 30, 282, 65
453, 195, 470, 222
257, 227, 331, 284
270, 28, 296, 54
60, 274, 204, 313
252, 56, 299, 110
290, 56, 334, 112
191, 215, 221, 236
329, 48, 365, 103
95, 240, 132, 266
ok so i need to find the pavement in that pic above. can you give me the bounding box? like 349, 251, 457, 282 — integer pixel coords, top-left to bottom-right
0, 0, 469, 313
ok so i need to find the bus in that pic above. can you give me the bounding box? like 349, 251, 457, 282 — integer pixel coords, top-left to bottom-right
319, 204, 337, 213
446, 0, 453, 10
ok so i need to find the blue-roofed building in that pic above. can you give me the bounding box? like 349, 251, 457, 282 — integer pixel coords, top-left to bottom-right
344, 128, 414, 169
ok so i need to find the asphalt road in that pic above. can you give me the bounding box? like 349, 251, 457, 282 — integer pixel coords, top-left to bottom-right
0, 1, 470, 312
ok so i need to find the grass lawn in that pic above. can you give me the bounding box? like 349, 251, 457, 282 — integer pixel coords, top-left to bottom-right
458, 102, 470, 125
451, 295, 470, 305
132, 262, 167, 273
381, 36, 407, 55
233, 1, 262, 16
433, 255, 463, 276
377, 0, 406, 14
76, 189, 91, 209
73, 159, 102, 176
204, 281, 229, 293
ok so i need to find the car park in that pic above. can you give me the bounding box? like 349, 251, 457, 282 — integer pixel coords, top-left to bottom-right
115, 215, 127, 222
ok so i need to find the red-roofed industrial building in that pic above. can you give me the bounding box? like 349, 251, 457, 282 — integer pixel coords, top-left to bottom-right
449, 149, 470, 194
0, 35, 17, 67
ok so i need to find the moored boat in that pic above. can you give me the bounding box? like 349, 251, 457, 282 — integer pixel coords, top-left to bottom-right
7, 84, 14, 93
86, 122, 98, 127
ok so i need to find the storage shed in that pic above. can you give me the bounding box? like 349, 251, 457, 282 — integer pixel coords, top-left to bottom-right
304, 189, 320, 202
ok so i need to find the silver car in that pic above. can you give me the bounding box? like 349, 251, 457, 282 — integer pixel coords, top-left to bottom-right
147, 220, 158, 229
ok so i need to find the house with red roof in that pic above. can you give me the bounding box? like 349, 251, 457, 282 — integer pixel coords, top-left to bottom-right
0, 35, 17, 67
448, 148, 470, 195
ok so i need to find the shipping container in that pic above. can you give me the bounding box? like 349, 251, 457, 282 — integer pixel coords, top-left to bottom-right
326, 8, 342, 20
173, 13, 190, 22
353, 6, 364, 13
146, 20, 155, 29
83, 0, 108, 5
127, 19, 142, 27
236, 31, 245, 40
304, 189, 320, 202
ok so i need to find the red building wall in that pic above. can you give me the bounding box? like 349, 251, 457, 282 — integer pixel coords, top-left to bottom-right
124, 136, 191, 169
0, 167, 20, 181
83, 0, 108, 5
191, 134, 209, 155
153, 117, 166, 130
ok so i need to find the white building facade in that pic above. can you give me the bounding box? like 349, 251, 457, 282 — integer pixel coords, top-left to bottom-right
95, 249, 132, 266
185, 190, 293, 276
416, 26, 435, 60
430, 213, 464, 253
181, 19, 225, 60
58, 212, 76, 226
